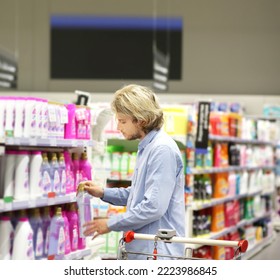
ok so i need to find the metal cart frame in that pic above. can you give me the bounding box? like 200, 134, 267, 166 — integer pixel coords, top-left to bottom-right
117, 229, 248, 260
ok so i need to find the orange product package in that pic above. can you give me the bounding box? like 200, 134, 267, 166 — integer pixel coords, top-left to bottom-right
212, 172, 229, 198
211, 204, 225, 232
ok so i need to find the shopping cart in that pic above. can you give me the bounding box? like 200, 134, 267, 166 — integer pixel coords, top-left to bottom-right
117, 229, 248, 260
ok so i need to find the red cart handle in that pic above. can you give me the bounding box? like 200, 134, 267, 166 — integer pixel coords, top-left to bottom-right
124, 231, 135, 243
123, 230, 249, 254
238, 239, 248, 253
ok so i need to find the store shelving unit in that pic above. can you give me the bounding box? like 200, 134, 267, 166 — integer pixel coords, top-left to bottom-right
0, 136, 99, 260
184, 111, 278, 258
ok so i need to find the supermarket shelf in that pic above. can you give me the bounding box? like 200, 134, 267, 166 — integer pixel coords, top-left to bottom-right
241, 233, 275, 260
56, 248, 92, 260
191, 190, 262, 211
187, 211, 272, 250
272, 216, 280, 231
188, 165, 275, 175
209, 134, 275, 146
0, 193, 77, 213
0, 137, 96, 148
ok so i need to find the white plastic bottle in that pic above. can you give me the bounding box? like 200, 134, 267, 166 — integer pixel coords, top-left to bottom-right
41, 99, 49, 139
3, 150, 17, 202
0, 214, 14, 260
76, 183, 93, 238
0, 97, 6, 138
29, 151, 43, 198
12, 210, 34, 260
0, 153, 5, 198
14, 151, 30, 200
4, 97, 16, 137
14, 97, 26, 138
23, 97, 33, 138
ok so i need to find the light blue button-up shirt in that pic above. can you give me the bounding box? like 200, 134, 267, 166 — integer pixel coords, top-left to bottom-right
102, 129, 186, 259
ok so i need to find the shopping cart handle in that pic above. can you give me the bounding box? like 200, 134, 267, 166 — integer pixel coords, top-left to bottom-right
238, 240, 248, 253
123, 231, 135, 243
124, 231, 249, 254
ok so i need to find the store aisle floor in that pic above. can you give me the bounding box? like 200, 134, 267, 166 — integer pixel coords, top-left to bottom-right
249, 231, 280, 260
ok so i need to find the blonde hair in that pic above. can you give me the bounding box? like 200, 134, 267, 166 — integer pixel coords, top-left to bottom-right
111, 84, 164, 133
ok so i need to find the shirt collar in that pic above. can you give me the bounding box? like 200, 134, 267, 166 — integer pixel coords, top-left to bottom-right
138, 129, 161, 152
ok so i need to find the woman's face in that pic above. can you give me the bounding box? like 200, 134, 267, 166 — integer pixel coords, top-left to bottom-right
116, 113, 145, 140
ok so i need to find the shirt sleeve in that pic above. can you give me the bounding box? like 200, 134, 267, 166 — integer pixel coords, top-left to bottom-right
107, 145, 179, 232
102, 186, 131, 206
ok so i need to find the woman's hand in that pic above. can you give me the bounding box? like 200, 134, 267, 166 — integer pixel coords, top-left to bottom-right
83, 218, 110, 239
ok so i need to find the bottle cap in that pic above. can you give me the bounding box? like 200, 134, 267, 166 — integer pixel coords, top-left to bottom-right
81, 152, 88, 160
77, 183, 85, 192
55, 207, 62, 216
73, 153, 79, 160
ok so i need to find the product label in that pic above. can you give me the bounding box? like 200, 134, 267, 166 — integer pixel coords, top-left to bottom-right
60, 170, 66, 194
57, 227, 65, 255
72, 227, 78, 251
27, 232, 34, 260
53, 170, 60, 193
35, 228, 44, 258
42, 171, 52, 193
44, 228, 50, 256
